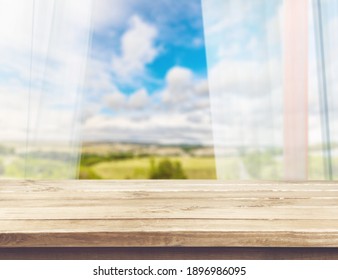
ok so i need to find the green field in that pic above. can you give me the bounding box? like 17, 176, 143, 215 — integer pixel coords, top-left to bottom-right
80, 157, 221, 179
2, 141, 338, 180
4, 157, 76, 179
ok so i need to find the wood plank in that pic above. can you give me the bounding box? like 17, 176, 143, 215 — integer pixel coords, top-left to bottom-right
2, 180, 338, 191
1, 231, 338, 247
1, 190, 338, 201
1, 219, 338, 233
0, 180, 337, 247
0, 206, 338, 220
1, 198, 338, 208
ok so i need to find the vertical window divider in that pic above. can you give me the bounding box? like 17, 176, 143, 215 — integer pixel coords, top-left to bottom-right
283, 0, 309, 180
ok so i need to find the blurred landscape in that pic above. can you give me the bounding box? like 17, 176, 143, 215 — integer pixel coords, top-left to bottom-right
0, 142, 217, 179
0, 141, 336, 180
79, 142, 217, 179
70, 142, 338, 180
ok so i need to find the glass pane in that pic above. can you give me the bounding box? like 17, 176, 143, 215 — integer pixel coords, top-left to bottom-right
0, 0, 92, 179
202, 0, 284, 180
311, 0, 338, 180
0, 0, 35, 178
79, 0, 215, 180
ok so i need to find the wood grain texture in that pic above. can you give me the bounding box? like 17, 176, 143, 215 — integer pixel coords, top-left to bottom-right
0, 180, 337, 248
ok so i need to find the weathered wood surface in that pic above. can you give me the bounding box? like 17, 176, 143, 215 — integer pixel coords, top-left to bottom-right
0, 180, 338, 247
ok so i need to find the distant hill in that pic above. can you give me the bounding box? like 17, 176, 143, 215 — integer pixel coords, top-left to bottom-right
81, 142, 215, 157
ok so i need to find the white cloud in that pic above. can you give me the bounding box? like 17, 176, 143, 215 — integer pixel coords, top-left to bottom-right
166, 66, 193, 86
128, 89, 149, 109
83, 110, 213, 145
91, 0, 134, 30
194, 80, 209, 96
111, 15, 158, 81
85, 58, 117, 95
192, 37, 204, 48
103, 88, 150, 111
162, 66, 194, 104
82, 65, 213, 145
104, 92, 127, 110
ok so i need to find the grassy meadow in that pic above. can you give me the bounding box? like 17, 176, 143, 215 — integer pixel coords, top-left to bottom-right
79, 143, 219, 179
82, 157, 217, 179
1, 142, 337, 180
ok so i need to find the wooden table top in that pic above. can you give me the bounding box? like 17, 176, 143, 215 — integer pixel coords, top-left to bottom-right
0, 180, 338, 247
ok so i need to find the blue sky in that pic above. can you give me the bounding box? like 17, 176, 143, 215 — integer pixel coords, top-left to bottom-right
0, 0, 213, 145
82, 0, 213, 144
1, 0, 336, 148
91, 9, 207, 95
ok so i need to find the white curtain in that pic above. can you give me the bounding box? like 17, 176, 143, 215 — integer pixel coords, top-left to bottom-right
0, 0, 92, 179
202, 0, 338, 180
202, 0, 284, 180
311, 0, 338, 180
